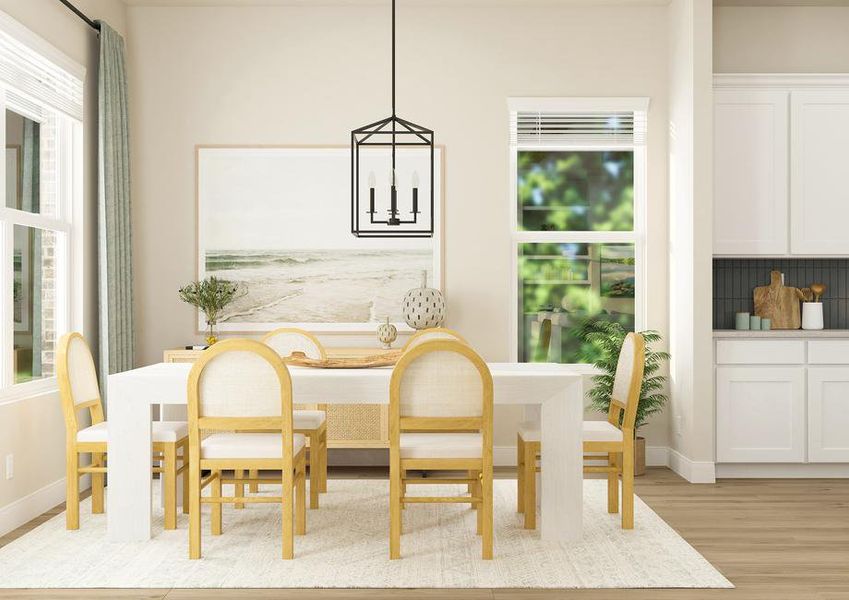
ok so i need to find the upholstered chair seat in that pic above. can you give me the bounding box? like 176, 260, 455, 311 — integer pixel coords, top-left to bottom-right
293, 410, 326, 430
201, 432, 306, 460
399, 433, 483, 459
76, 421, 189, 443
517, 420, 624, 444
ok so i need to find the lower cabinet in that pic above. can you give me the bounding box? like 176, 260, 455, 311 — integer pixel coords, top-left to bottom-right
716, 366, 806, 463
807, 367, 849, 462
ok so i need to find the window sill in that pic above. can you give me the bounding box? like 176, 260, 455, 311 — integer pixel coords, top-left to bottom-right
0, 377, 59, 406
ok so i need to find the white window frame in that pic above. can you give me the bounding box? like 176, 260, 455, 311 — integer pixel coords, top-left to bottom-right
0, 13, 84, 403
508, 97, 648, 363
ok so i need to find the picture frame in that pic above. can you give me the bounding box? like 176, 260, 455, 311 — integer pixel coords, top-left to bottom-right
195, 146, 444, 334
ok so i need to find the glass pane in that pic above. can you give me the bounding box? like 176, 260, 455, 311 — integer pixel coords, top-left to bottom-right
14, 225, 56, 384
5, 110, 40, 214
518, 242, 635, 363
517, 150, 633, 232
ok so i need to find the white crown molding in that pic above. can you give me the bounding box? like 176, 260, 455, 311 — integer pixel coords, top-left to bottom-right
714, 73, 849, 89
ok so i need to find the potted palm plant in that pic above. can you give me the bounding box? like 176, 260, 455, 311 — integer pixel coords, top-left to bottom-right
576, 320, 670, 476
178, 276, 245, 345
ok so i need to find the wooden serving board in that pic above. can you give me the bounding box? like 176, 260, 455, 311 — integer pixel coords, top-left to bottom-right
283, 349, 403, 369
753, 271, 804, 330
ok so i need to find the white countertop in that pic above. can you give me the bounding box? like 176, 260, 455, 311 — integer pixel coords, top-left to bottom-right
714, 329, 849, 338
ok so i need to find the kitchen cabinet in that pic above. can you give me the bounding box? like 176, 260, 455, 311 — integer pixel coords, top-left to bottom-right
713, 76, 849, 257
716, 366, 806, 463
807, 367, 849, 462
713, 90, 788, 255
790, 91, 849, 255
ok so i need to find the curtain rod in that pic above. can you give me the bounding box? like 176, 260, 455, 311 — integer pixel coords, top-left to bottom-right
57, 0, 100, 33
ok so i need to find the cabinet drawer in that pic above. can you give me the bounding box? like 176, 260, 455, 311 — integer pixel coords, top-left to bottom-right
808, 340, 849, 364
716, 340, 805, 365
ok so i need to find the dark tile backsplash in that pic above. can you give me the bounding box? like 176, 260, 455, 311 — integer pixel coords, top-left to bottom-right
713, 258, 849, 329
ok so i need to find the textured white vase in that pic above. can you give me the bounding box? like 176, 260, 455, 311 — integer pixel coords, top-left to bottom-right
376, 316, 398, 349
802, 302, 824, 330
401, 271, 445, 330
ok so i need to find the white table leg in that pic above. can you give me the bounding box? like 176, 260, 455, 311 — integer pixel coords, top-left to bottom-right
107, 378, 153, 542
540, 377, 583, 542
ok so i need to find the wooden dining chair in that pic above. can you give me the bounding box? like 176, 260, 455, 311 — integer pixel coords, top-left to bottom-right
187, 339, 307, 559
253, 327, 328, 510
57, 332, 189, 531
517, 332, 645, 530
403, 327, 469, 351
389, 339, 494, 559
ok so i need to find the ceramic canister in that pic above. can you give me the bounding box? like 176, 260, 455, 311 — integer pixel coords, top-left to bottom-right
735, 312, 750, 330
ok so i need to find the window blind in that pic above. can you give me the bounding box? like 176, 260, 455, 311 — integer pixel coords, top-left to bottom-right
0, 27, 83, 121
510, 110, 647, 147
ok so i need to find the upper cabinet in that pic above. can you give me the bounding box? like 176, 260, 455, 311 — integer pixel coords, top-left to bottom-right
790, 92, 849, 255
714, 90, 789, 255
714, 76, 849, 257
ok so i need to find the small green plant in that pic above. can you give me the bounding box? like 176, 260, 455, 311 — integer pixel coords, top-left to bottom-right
575, 320, 670, 435
178, 276, 245, 343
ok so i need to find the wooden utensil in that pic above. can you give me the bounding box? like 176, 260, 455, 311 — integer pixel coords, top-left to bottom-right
753, 271, 804, 329
810, 283, 826, 302
801, 288, 814, 303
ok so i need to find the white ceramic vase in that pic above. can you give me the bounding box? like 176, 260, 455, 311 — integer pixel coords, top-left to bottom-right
802, 302, 824, 330
401, 271, 446, 330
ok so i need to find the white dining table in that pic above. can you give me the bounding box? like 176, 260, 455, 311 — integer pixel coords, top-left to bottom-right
106, 361, 585, 544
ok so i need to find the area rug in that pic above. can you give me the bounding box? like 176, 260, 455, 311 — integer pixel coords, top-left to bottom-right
0, 480, 732, 589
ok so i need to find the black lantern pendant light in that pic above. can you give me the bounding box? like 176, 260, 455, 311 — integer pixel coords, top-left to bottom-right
351, 0, 435, 238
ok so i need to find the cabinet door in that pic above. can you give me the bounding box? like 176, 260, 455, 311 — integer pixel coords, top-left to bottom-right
714, 90, 789, 255
716, 366, 805, 463
808, 367, 849, 462
790, 92, 849, 255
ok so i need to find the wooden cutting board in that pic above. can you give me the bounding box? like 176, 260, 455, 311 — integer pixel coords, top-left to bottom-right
753, 271, 804, 330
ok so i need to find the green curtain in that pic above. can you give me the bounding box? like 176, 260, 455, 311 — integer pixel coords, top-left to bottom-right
97, 22, 134, 398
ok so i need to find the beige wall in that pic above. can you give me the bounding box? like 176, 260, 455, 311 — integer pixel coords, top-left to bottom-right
0, 0, 127, 516
714, 6, 849, 73
126, 2, 672, 450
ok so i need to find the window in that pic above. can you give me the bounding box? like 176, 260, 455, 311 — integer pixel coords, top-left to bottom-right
509, 98, 647, 364
0, 14, 83, 395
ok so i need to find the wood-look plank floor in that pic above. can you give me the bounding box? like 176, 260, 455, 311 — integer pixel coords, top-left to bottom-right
1, 467, 848, 600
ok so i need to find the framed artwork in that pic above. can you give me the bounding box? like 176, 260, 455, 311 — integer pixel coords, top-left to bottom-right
196, 146, 443, 333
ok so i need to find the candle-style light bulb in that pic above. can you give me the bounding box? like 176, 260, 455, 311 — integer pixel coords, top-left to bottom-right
368, 171, 376, 218
389, 168, 399, 224
411, 171, 420, 216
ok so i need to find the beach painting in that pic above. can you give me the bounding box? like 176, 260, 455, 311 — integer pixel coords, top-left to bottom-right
197, 147, 441, 332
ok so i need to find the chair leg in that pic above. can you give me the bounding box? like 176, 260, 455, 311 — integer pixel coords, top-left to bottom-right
622, 440, 634, 530
319, 428, 328, 493
182, 442, 190, 515
389, 453, 402, 559
189, 458, 201, 559
249, 469, 259, 494
65, 450, 80, 530
523, 443, 537, 530
211, 470, 222, 535
482, 467, 493, 560
401, 469, 407, 510
516, 435, 524, 513
164, 443, 177, 530
234, 469, 245, 509
282, 462, 295, 559
308, 433, 320, 510
475, 472, 483, 535
91, 451, 105, 515
296, 455, 307, 535
607, 451, 620, 514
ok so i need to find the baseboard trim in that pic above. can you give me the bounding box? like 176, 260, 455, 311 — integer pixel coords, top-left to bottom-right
716, 463, 849, 478
668, 449, 716, 483
0, 477, 67, 537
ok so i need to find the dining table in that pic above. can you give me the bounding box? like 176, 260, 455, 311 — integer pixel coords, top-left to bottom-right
106, 361, 586, 544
